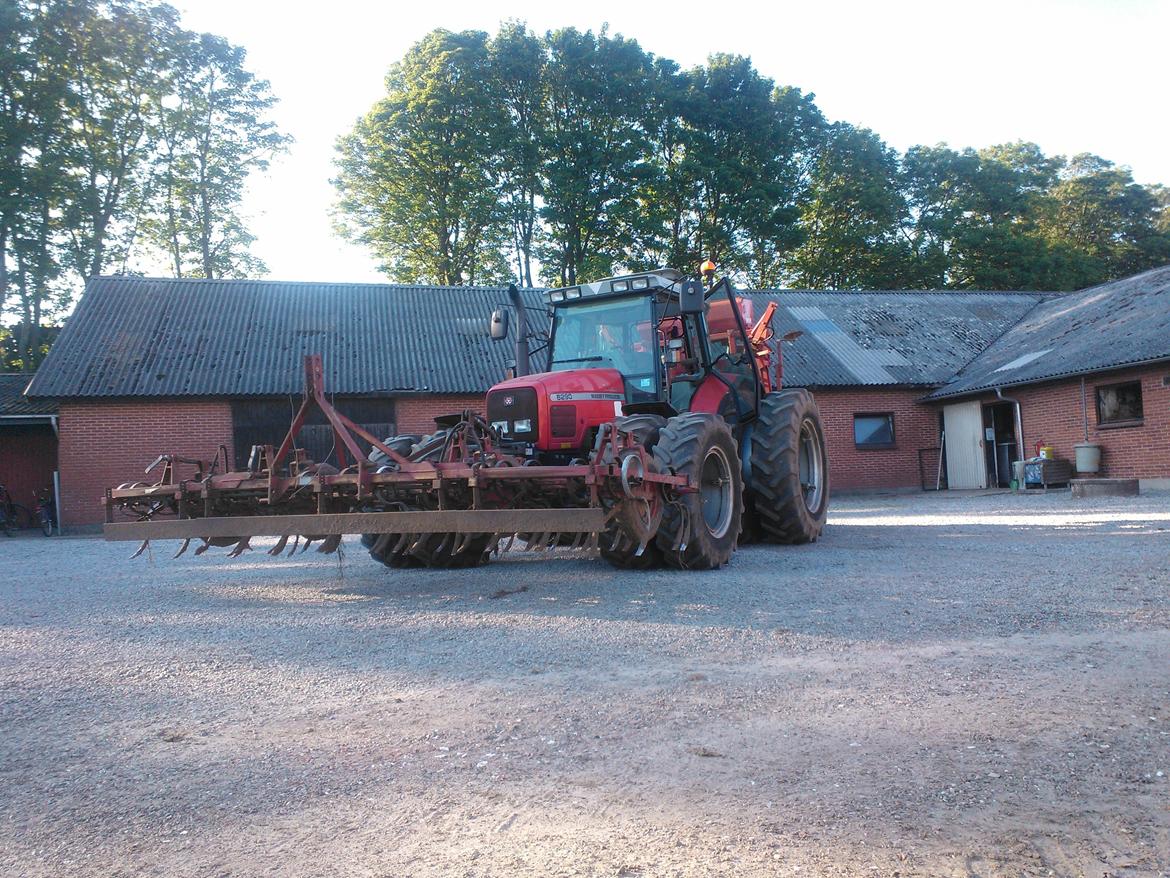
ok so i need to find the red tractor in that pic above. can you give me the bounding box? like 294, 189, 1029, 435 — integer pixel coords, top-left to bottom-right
104, 267, 828, 570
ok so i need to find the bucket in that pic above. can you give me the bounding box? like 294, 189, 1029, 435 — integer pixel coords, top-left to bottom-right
1074, 442, 1101, 474
1039, 445, 1055, 460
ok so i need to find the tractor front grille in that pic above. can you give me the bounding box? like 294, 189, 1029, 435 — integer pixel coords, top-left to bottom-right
486, 387, 538, 440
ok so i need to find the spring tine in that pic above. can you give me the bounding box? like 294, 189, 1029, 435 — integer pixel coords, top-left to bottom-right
130, 539, 150, 559
503, 533, 516, 553
487, 533, 502, 555
392, 532, 411, 554
409, 534, 428, 554
227, 537, 252, 558
609, 529, 623, 552
452, 533, 471, 555
317, 534, 342, 554
286, 535, 300, 556
371, 533, 393, 555
268, 535, 290, 556
300, 537, 316, 554
587, 531, 599, 551
569, 531, 587, 551
172, 538, 191, 559
194, 539, 212, 556
436, 533, 453, 555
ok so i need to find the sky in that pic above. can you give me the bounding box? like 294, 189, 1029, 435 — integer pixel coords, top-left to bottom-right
173, 0, 1170, 284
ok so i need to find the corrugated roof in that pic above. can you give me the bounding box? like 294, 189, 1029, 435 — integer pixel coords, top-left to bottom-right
26, 276, 1049, 400
0, 373, 56, 416
765, 290, 1049, 387
26, 277, 547, 398
927, 265, 1170, 399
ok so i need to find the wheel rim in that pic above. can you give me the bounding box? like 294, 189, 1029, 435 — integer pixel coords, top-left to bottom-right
799, 417, 825, 513
699, 444, 734, 538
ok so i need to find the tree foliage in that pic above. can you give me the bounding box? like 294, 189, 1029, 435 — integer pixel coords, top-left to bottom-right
0, 0, 286, 371
336, 23, 1170, 294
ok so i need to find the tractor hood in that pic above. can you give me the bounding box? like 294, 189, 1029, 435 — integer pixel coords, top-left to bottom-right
485, 368, 627, 450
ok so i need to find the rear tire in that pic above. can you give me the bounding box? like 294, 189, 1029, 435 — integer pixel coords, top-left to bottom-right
652, 413, 742, 570
749, 389, 829, 544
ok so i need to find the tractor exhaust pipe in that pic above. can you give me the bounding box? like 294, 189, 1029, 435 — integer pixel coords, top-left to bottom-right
508, 284, 530, 378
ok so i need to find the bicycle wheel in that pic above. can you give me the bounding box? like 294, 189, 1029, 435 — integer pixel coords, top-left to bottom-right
41, 511, 54, 537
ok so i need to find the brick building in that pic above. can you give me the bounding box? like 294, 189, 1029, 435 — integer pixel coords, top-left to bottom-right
19, 267, 1170, 530
0, 374, 58, 527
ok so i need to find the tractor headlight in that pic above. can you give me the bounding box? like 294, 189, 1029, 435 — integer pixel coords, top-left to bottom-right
630, 276, 649, 290
611, 280, 629, 292
513, 418, 532, 433
550, 290, 565, 303
565, 287, 581, 299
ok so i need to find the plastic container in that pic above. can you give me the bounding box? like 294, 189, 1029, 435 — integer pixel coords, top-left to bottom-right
1074, 442, 1101, 473
1039, 445, 1055, 460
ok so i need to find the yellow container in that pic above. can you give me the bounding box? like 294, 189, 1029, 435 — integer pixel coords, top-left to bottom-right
1039, 445, 1055, 459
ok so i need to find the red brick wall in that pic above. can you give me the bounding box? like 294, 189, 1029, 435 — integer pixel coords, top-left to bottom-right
808, 387, 940, 491
58, 399, 233, 528
394, 395, 485, 435
965, 364, 1170, 480
0, 425, 58, 518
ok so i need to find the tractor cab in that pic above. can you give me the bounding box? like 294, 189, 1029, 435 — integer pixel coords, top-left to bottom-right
487, 268, 775, 455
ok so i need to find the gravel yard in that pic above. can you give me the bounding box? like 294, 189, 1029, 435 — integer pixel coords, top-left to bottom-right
2, 490, 1169, 877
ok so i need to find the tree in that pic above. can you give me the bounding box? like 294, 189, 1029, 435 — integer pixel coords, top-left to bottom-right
489, 22, 545, 288
143, 30, 289, 279
537, 27, 657, 285
790, 124, 907, 288
334, 29, 511, 285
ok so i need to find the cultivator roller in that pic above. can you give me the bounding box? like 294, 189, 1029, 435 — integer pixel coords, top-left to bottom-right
104, 355, 692, 568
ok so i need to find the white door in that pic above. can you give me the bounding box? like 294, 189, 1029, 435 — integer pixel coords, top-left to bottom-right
943, 401, 987, 489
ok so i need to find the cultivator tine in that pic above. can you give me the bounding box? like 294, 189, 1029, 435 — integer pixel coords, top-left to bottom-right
392, 532, 412, 554
286, 535, 300, 556
371, 533, 393, 556
435, 533, 453, 556
226, 537, 252, 558
268, 535, 290, 556
609, 529, 624, 552
587, 531, 599, 551
131, 539, 150, 559
172, 538, 192, 559
452, 533, 472, 556
194, 539, 212, 556
569, 531, 587, 551
299, 537, 316, 554
316, 534, 342, 554
504, 534, 516, 553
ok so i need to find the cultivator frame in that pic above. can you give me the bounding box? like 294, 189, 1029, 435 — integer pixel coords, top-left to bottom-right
104, 355, 691, 560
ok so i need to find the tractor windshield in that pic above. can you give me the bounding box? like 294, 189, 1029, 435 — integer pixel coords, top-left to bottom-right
549, 297, 658, 401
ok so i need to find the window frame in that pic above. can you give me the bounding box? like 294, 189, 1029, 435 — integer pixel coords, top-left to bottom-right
853, 412, 896, 449
1094, 380, 1144, 429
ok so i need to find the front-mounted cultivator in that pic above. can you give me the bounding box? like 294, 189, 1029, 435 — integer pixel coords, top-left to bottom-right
104, 354, 691, 567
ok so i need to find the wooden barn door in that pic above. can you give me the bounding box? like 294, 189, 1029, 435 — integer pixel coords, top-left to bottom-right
943, 400, 987, 490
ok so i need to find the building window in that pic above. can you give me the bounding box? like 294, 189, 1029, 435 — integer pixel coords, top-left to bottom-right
1096, 381, 1143, 427
854, 413, 895, 448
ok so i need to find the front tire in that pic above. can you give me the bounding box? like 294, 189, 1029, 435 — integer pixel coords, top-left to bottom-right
652, 413, 742, 570
749, 389, 829, 544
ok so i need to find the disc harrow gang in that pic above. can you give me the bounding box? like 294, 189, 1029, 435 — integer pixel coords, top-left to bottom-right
104, 355, 692, 566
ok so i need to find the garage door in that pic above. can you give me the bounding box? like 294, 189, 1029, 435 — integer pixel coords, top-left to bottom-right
943, 400, 986, 489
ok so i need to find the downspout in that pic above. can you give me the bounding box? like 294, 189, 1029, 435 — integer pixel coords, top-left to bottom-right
994, 387, 1025, 465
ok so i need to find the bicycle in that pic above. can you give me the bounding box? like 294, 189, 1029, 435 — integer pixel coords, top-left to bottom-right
36, 487, 56, 536
0, 484, 33, 536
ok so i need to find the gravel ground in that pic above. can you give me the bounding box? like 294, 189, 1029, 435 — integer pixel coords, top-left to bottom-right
1, 489, 1169, 877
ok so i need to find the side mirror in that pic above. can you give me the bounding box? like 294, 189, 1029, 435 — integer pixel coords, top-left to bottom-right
679, 279, 704, 314
489, 308, 509, 341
